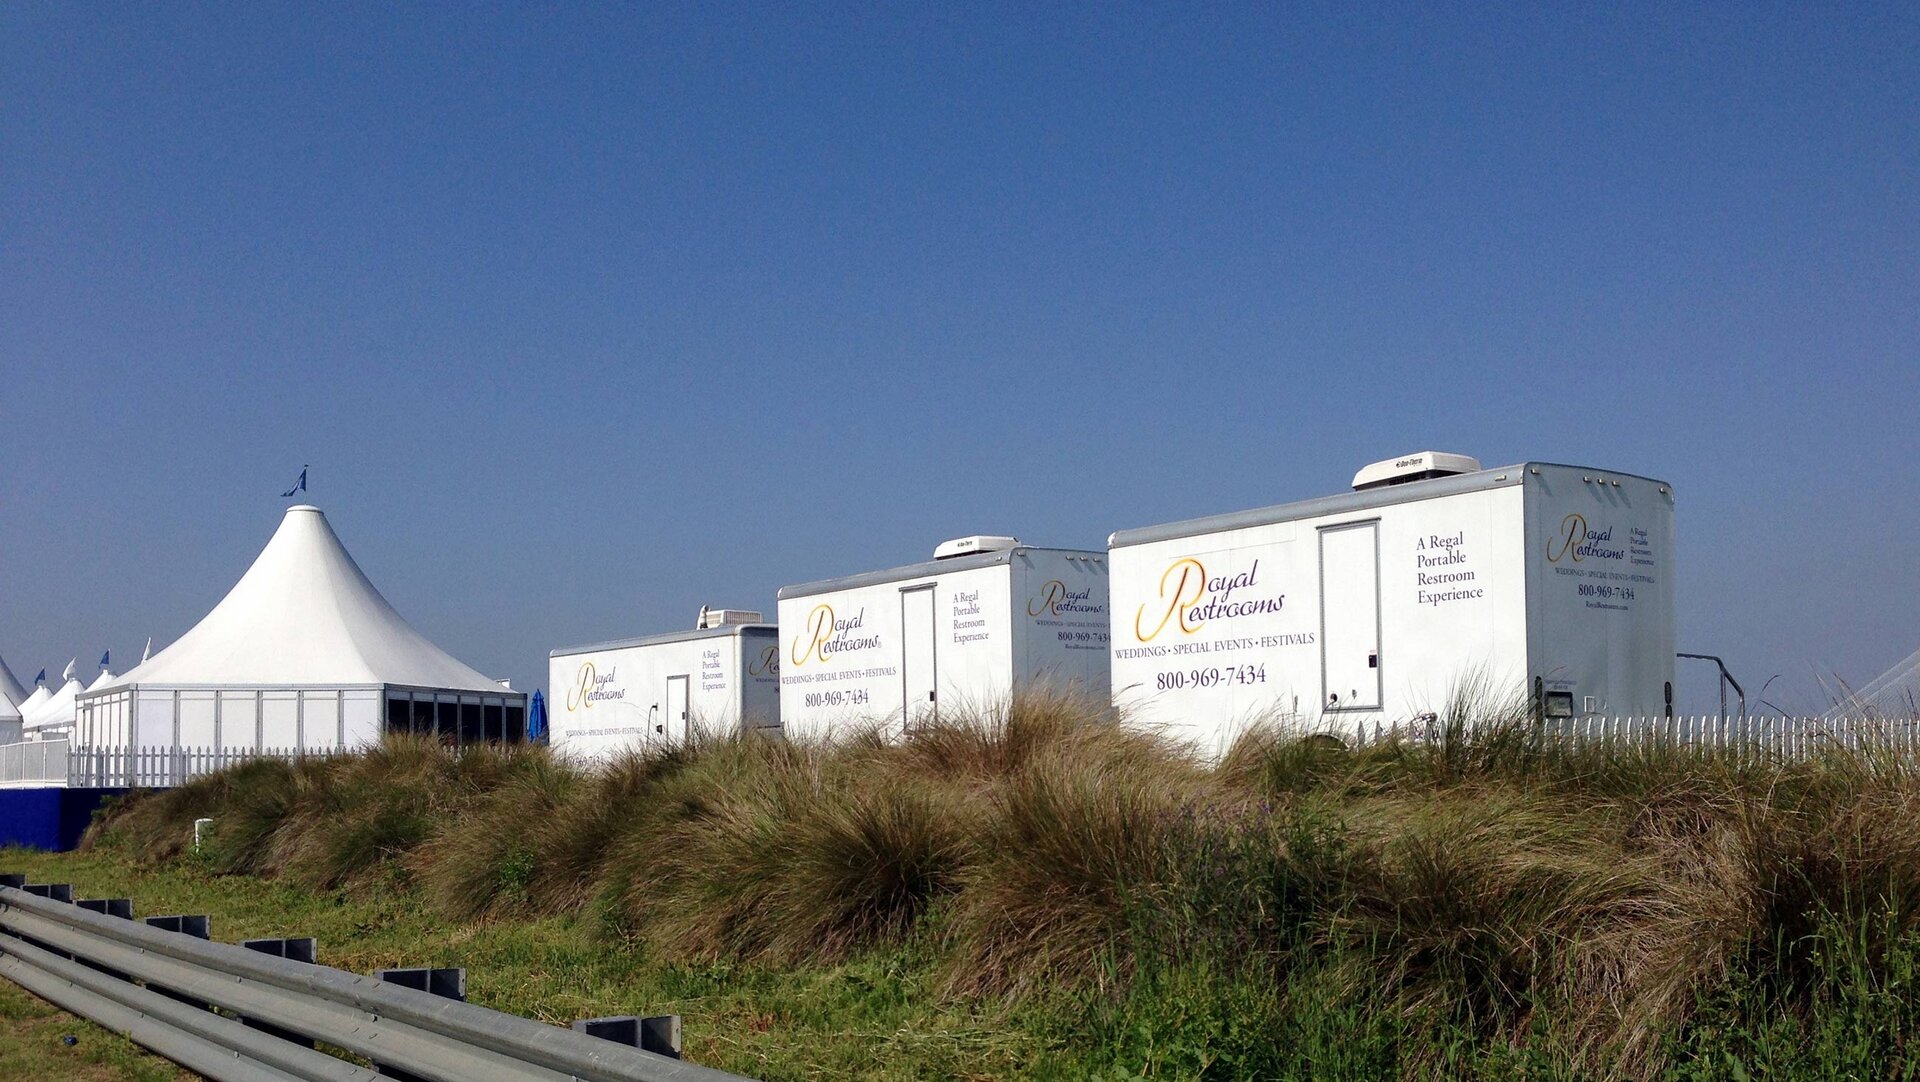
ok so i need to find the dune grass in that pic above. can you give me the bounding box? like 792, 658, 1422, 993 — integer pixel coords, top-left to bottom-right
61, 693, 1920, 1080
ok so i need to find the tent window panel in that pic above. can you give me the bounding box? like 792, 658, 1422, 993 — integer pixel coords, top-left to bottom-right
342, 691, 379, 746
436, 699, 458, 742
221, 694, 260, 750
459, 702, 483, 744
412, 698, 435, 735
386, 696, 410, 734
180, 694, 218, 748
136, 692, 176, 749
483, 703, 502, 743
262, 694, 299, 747
505, 704, 526, 743
305, 692, 342, 751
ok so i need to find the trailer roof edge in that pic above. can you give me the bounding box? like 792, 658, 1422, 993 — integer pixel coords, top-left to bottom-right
550, 623, 778, 658
777, 547, 1105, 601
1108, 462, 1672, 549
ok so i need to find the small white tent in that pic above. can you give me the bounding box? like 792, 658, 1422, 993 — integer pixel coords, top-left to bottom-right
76, 505, 526, 753
0, 651, 23, 741
23, 661, 81, 740
0, 652, 27, 716
16, 679, 51, 722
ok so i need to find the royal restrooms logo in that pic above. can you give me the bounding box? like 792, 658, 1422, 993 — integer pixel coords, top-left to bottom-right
1133, 557, 1286, 642
1546, 513, 1626, 564
790, 604, 883, 666
747, 643, 781, 678
566, 661, 623, 711
1028, 579, 1105, 618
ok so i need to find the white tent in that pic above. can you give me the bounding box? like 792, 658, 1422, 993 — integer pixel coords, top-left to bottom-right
76, 505, 526, 753
0, 651, 27, 717
23, 662, 81, 740
0, 652, 23, 741
86, 663, 117, 693
15, 681, 51, 722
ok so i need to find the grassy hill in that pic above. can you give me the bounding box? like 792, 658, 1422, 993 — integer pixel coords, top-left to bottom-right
15, 695, 1920, 1080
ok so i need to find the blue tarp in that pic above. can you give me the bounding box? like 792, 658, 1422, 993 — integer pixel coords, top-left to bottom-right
0, 788, 126, 851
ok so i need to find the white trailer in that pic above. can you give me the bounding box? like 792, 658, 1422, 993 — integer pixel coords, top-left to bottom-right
548, 609, 781, 763
777, 537, 1111, 740
1108, 454, 1676, 751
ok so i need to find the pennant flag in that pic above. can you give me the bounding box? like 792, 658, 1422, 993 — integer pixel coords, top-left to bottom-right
100, 650, 110, 669
142, 637, 153, 663
62, 658, 76, 682
282, 465, 309, 499
34, 668, 45, 686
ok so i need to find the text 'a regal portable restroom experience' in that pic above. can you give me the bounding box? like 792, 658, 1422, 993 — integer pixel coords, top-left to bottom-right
777, 536, 1111, 740
1107, 453, 1676, 751
547, 609, 781, 762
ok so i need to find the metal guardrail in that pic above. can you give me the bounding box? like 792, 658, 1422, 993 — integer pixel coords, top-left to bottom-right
0, 878, 757, 1082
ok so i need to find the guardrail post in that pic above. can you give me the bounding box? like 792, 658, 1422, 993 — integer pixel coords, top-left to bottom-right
143, 915, 213, 1011
241, 938, 318, 1048
3, 883, 76, 959
72, 899, 135, 979
374, 967, 466, 1080
574, 1013, 684, 1059
144, 914, 210, 938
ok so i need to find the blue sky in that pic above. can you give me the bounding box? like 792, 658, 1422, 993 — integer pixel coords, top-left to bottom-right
2, 3, 1915, 712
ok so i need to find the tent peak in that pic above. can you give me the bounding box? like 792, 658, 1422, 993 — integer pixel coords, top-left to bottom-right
286, 504, 323, 514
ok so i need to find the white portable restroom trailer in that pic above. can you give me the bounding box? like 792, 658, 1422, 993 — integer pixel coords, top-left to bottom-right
777, 537, 1111, 741
548, 611, 781, 763
1108, 454, 1676, 752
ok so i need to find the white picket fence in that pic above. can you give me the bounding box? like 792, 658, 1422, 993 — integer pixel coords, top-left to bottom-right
8, 717, 1920, 789
1356, 714, 1920, 762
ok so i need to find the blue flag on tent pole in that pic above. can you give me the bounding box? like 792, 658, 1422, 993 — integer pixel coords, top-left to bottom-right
99, 650, 109, 669
282, 465, 308, 499
34, 669, 45, 687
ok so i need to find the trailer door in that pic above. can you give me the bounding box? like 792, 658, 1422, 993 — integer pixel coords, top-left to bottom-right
901, 584, 938, 732
664, 674, 690, 744
1319, 521, 1382, 711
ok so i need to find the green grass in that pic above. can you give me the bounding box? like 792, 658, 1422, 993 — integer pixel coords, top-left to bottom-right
18, 696, 1920, 1080
0, 974, 189, 1082
0, 846, 1044, 1081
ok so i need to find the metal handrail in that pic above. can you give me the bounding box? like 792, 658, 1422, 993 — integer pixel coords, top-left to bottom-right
1677, 652, 1747, 721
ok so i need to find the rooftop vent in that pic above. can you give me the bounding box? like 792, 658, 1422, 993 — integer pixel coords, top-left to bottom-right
696, 607, 764, 629
934, 535, 1019, 560
1351, 452, 1482, 491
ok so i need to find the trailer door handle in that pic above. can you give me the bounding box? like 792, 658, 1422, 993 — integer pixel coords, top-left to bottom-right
1368, 652, 1378, 669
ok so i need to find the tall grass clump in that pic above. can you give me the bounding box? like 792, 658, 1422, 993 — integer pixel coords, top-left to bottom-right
82, 693, 1920, 1080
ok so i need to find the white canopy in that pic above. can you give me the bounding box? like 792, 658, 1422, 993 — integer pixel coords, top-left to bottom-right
16, 684, 51, 719
86, 666, 118, 693
112, 505, 506, 691
0, 652, 26, 714
23, 676, 81, 735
